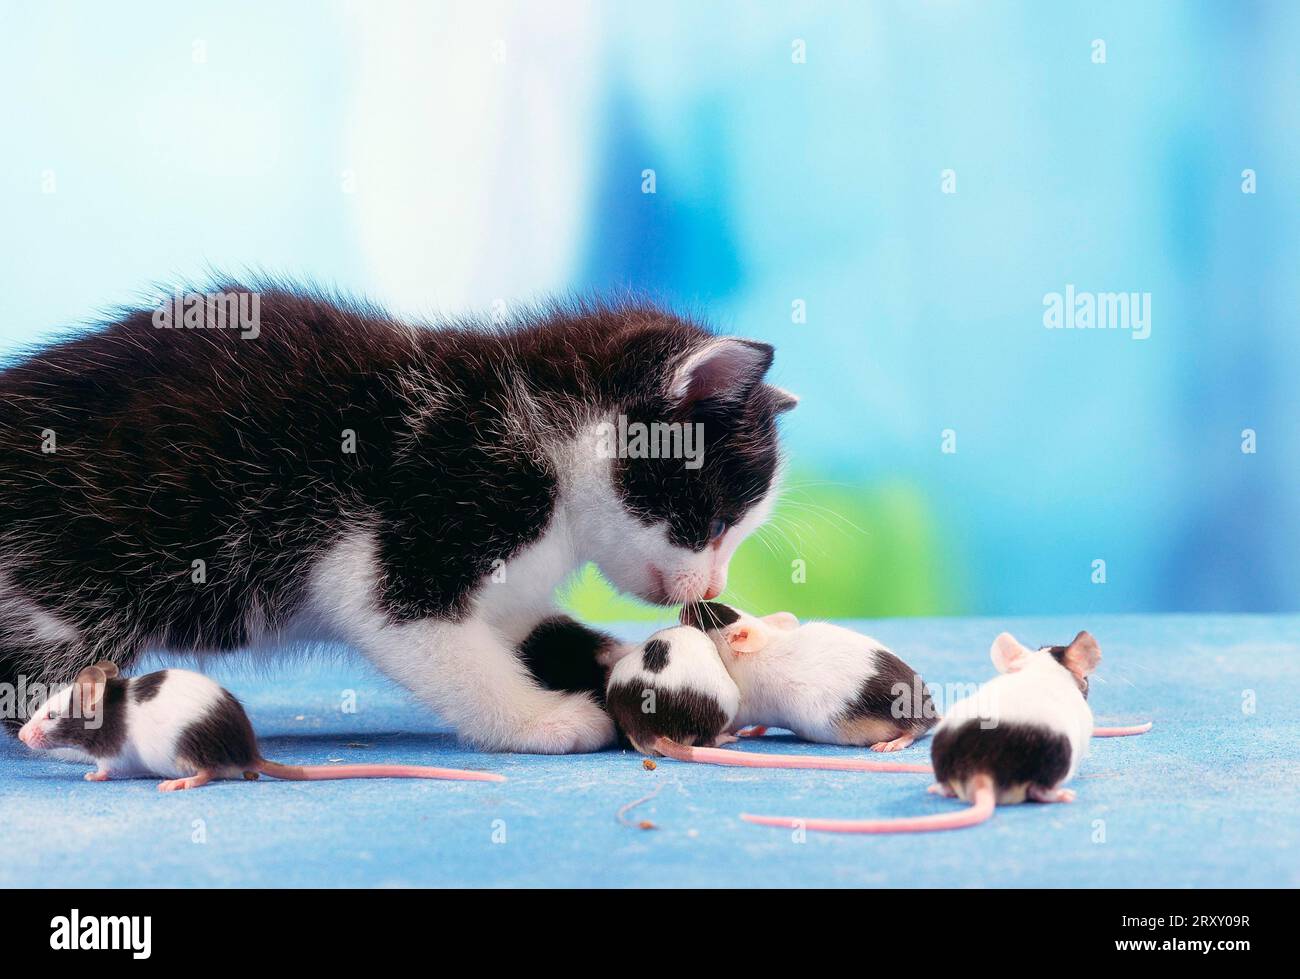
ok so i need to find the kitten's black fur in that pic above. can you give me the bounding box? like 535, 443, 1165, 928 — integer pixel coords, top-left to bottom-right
0, 282, 788, 729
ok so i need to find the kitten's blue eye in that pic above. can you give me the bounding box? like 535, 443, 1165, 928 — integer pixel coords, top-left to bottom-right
708, 519, 728, 542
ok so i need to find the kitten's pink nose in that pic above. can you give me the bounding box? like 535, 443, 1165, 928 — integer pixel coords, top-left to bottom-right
703, 564, 728, 600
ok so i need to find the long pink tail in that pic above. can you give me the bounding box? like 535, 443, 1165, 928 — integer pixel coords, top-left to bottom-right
741, 774, 996, 834
1093, 721, 1153, 737
651, 736, 933, 773
258, 760, 505, 782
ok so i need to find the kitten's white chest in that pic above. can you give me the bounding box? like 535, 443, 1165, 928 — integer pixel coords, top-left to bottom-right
470, 514, 580, 645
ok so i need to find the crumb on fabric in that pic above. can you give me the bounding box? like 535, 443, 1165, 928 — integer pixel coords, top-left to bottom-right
617, 783, 666, 829
643, 759, 657, 770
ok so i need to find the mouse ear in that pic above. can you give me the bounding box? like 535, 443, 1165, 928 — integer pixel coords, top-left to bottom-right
1061, 630, 1101, 681
761, 611, 799, 631
724, 623, 769, 655
92, 660, 120, 680
73, 665, 108, 716
990, 633, 1030, 673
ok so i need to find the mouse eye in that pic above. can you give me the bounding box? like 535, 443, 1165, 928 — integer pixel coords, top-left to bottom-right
707, 518, 728, 543
46, 710, 56, 720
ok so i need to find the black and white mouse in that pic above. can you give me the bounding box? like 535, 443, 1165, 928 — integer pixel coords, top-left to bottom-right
682, 601, 939, 751
742, 630, 1102, 833
605, 625, 740, 755
18, 662, 504, 790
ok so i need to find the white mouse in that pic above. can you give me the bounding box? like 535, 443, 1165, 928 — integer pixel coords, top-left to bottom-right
606, 622, 932, 773
18, 662, 505, 790
742, 629, 1102, 833
605, 625, 741, 755
681, 602, 939, 751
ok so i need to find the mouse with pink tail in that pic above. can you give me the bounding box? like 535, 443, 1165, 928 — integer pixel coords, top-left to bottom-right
742, 629, 1101, 833
682, 601, 939, 752
606, 625, 931, 773
18, 663, 505, 790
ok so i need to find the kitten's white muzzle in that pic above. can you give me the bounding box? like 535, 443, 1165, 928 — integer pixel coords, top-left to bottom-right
649, 561, 727, 605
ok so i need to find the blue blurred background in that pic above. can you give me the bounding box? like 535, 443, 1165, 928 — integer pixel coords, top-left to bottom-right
2, 0, 1296, 618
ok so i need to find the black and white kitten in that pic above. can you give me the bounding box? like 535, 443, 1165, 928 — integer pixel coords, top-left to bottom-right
0, 285, 794, 753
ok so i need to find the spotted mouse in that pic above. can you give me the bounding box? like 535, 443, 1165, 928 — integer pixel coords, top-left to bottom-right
742, 630, 1103, 833
682, 602, 939, 751
18, 662, 504, 790
605, 625, 741, 755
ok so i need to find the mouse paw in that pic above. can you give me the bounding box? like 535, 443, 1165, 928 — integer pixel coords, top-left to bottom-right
157, 771, 213, 792
927, 782, 956, 797
1028, 785, 1075, 804
870, 734, 915, 753
712, 733, 739, 747
84, 770, 110, 782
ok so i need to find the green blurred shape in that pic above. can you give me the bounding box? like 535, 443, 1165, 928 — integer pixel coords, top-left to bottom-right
561, 476, 965, 621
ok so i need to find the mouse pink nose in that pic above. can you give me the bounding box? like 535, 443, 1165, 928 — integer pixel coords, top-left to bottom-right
17, 726, 33, 746
702, 583, 721, 600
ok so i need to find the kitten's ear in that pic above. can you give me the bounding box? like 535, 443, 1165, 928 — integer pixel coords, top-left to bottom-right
670, 339, 774, 407
769, 386, 799, 413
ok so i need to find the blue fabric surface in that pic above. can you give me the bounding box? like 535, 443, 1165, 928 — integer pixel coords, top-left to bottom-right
2, 615, 1296, 888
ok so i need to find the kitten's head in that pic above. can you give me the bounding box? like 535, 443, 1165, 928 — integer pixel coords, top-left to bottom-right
576, 331, 796, 605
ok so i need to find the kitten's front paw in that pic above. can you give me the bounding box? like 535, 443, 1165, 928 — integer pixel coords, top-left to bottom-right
482, 693, 617, 754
